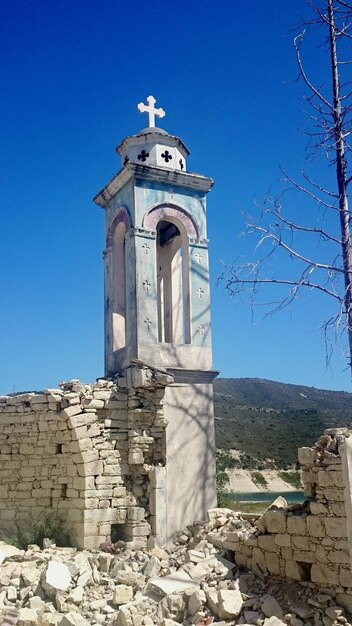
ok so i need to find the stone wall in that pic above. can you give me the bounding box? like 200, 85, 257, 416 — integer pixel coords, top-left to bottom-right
0, 364, 171, 550
222, 428, 352, 608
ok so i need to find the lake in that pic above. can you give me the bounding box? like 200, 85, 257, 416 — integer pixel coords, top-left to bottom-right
229, 491, 305, 504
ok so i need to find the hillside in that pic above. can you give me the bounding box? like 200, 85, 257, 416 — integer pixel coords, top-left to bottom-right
213, 378, 352, 467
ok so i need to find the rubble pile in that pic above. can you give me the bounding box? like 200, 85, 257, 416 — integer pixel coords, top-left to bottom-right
0, 508, 351, 626
218, 429, 352, 608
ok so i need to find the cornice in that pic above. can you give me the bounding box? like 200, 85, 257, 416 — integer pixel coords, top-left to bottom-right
94, 163, 214, 208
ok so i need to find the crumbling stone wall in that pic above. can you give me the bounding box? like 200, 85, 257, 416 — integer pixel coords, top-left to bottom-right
222, 428, 352, 608
0, 364, 171, 550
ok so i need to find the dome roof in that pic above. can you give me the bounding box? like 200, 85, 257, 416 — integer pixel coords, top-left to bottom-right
139, 127, 169, 136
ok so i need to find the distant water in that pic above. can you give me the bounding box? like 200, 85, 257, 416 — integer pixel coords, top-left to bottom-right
230, 491, 305, 503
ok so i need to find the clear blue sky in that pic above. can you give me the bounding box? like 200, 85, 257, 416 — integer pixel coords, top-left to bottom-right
1, 0, 350, 394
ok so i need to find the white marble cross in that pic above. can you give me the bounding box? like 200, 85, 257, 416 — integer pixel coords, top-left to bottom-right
137, 95, 165, 128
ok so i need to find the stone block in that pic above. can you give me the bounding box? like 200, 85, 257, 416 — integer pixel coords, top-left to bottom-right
261, 595, 284, 619
310, 502, 328, 515
317, 470, 344, 488
336, 594, 352, 614
298, 447, 316, 466
128, 449, 144, 464
62, 405, 82, 419
265, 509, 287, 534
41, 561, 71, 596
281, 547, 293, 561
285, 561, 305, 580
112, 584, 133, 606
149, 465, 166, 489
77, 461, 103, 477
325, 517, 347, 537
95, 475, 123, 486
17, 608, 38, 625
324, 488, 344, 501
72, 450, 99, 464
59, 611, 90, 626
311, 563, 339, 586
307, 516, 325, 537
70, 426, 88, 441
86, 424, 101, 437
84, 508, 112, 522
303, 484, 315, 498
73, 477, 95, 490
340, 568, 352, 587
327, 550, 349, 564
217, 589, 243, 619
265, 552, 281, 576
103, 464, 122, 475
332, 503, 346, 517
315, 546, 327, 562
127, 507, 145, 522
84, 488, 112, 498
258, 535, 277, 552
274, 533, 291, 547
293, 550, 316, 563
287, 515, 306, 535
252, 547, 268, 573
69, 439, 93, 453
291, 536, 310, 550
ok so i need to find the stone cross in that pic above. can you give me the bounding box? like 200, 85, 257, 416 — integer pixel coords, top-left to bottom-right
144, 318, 152, 330
142, 243, 150, 255
143, 279, 151, 293
197, 288, 205, 299
195, 252, 202, 264
137, 95, 166, 128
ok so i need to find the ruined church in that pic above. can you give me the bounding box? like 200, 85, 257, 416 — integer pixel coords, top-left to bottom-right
0, 97, 217, 548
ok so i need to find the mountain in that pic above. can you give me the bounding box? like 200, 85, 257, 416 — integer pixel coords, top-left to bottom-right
213, 378, 352, 467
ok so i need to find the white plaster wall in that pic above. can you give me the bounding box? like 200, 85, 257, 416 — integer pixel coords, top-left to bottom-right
163, 382, 217, 544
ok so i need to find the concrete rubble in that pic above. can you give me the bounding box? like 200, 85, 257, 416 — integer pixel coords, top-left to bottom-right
0, 508, 351, 626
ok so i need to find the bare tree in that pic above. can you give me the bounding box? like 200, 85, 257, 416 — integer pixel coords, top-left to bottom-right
224, 0, 352, 376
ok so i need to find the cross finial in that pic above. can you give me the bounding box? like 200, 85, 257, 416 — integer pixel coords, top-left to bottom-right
137, 95, 166, 128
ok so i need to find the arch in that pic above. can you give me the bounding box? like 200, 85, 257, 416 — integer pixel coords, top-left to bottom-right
106, 207, 131, 248
143, 203, 199, 239
155, 216, 191, 345
112, 221, 126, 350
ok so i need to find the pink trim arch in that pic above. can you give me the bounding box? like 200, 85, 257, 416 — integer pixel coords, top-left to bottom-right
143, 204, 199, 238
106, 207, 131, 247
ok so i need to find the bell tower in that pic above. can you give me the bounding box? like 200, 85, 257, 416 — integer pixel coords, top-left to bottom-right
94, 97, 217, 541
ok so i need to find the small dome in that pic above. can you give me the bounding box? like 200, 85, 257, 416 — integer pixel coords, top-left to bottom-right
139, 127, 169, 136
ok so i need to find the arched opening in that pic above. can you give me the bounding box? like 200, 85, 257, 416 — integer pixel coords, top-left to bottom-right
156, 219, 190, 344
112, 222, 126, 350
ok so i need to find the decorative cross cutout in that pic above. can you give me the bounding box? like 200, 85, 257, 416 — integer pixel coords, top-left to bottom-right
142, 243, 150, 254
143, 279, 151, 293
195, 252, 202, 264
197, 324, 205, 336
161, 150, 172, 163
138, 149, 149, 162
179, 159, 184, 170
144, 318, 152, 330
197, 288, 205, 299
137, 95, 166, 128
